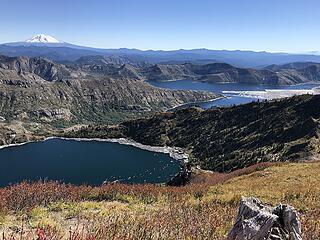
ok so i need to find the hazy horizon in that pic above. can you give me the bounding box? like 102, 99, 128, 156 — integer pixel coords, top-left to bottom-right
1, 0, 320, 53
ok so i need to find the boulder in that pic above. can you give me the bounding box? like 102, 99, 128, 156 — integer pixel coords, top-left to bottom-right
167, 163, 192, 186
228, 197, 302, 240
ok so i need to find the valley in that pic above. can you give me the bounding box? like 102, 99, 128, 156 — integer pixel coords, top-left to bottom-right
1, 52, 320, 179
1, 34, 320, 240
2, 0, 320, 237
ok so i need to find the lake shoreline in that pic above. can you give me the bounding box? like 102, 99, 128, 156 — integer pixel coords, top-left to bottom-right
0, 139, 45, 150
167, 96, 225, 111
149, 80, 320, 109
0, 136, 188, 163
55, 136, 189, 163
150, 79, 320, 86
0, 136, 189, 185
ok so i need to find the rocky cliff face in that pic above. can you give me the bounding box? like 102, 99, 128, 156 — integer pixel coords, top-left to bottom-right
141, 64, 195, 81
0, 55, 81, 82
74, 55, 149, 67
0, 55, 217, 124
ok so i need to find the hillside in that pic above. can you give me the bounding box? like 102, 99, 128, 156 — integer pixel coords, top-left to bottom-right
264, 61, 320, 71
264, 62, 320, 82
142, 62, 320, 85
0, 162, 319, 239
2, 53, 320, 87
73, 55, 149, 67
0, 55, 217, 124
67, 94, 320, 172
72, 58, 320, 85
66, 56, 320, 85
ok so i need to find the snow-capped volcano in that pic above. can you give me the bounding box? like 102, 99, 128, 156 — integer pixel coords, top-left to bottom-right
3, 34, 86, 49
25, 34, 63, 43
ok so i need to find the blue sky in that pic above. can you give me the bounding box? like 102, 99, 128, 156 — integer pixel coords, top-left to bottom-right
1, 0, 319, 52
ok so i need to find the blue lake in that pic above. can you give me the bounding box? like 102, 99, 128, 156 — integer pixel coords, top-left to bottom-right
0, 138, 180, 187
2, 81, 319, 188
148, 80, 320, 108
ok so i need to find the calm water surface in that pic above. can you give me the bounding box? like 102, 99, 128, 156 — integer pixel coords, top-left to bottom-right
0, 138, 180, 187
148, 80, 320, 108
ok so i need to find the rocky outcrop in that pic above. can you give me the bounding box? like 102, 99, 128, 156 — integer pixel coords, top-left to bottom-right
228, 197, 302, 240
141, 64, 196, 81
167, 164, 192, 186
79, 63, 144, 80
30, 108, 73, 121
0, 55, 79, 82
74, 55, 149, 68
0, 123, 46, 146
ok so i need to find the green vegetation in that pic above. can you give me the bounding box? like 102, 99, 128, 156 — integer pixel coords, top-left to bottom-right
67, 94, 320, 172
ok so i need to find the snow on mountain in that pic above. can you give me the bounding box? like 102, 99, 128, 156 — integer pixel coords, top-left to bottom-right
25, 34, 63, 43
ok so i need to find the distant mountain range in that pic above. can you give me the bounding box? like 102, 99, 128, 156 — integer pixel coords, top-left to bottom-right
2, 34, 320, 67
67, 55, 320, 85
1, 48, 320, 89
148, 61, 320, 85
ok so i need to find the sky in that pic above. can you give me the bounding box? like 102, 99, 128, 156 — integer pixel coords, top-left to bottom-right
0, 0, 319, 52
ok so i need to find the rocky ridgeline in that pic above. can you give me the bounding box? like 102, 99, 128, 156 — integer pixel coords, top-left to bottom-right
0, 55, 77, 82
0, 55, 217, 124
228, 197, 302, 240
4, 53, 319, 86
72, 56, 320, 85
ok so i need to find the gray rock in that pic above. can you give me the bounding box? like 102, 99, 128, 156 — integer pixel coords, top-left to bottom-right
31, 108, 72, 121
228, 197, 302, 240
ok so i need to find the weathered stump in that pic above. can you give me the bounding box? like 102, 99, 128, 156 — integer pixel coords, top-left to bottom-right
228, 197, 302, 240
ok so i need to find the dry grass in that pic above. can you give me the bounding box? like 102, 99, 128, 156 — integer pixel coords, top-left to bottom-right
0, 162, 320, 239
